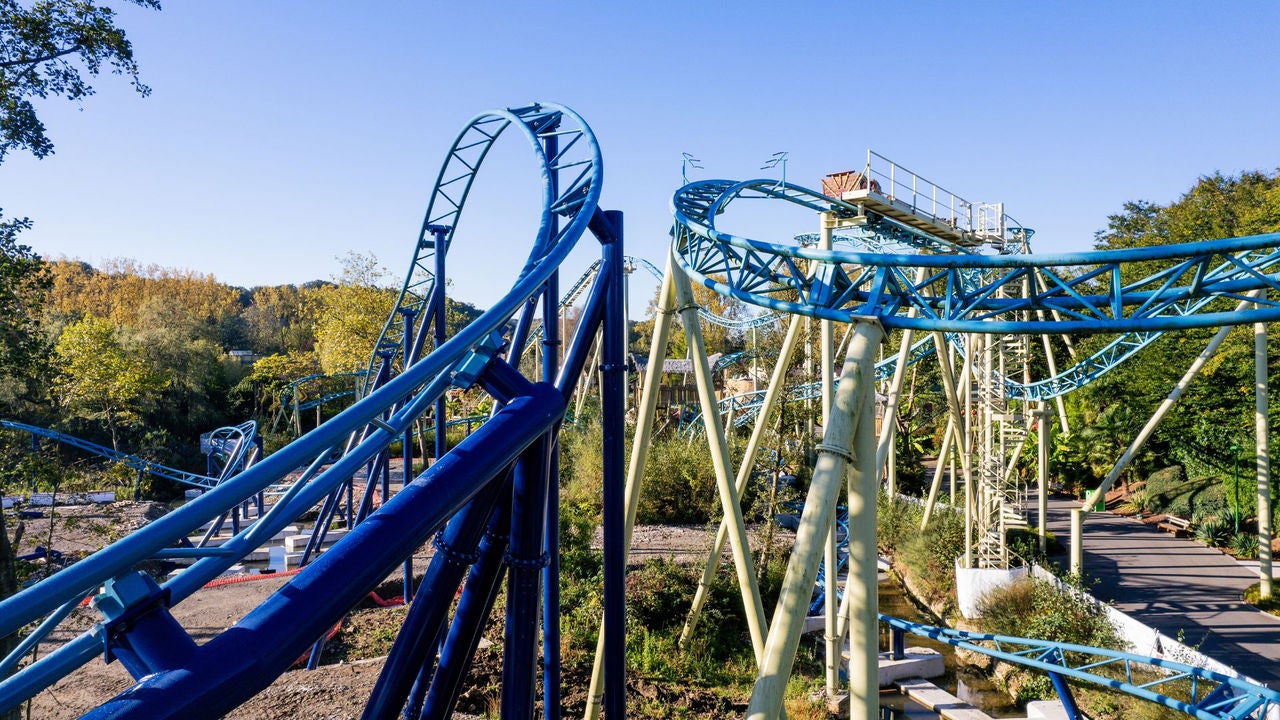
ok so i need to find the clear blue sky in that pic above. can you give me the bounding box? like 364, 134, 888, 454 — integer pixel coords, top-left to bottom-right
2, 1, 1278, 315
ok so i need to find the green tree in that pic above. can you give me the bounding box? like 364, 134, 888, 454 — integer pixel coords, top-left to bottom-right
0, 0, 160, 161
240, 284, 314, 355
53, 315, 167, 449
0, 212, 52, 413
1077, 169, 1280, 507
309, 252, 396, 374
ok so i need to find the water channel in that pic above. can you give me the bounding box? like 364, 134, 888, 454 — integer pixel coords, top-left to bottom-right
877, 575, 1023, 718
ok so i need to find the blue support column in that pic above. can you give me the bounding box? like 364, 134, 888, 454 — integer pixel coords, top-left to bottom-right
1047, 671, 1080, 719
597, 209, 627, 719
419, 495, 513, 720
502, 433, 553, 720
360, 474, 512, 719
542, 126, 563, 720
428, 226, 450, 463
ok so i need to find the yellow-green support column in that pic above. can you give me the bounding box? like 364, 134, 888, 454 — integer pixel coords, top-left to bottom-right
746, 318, 883, 720
1257, 301, 1273, 599
681, 313, 805, 645
671, 265, 771, 665
583, 256, 678, 720
1036, 402, 1051, 556
844, 319, 880, 720
819, 214, 839, 699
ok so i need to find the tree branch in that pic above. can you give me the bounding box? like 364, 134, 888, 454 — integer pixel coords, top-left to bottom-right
0, 45, 81, 70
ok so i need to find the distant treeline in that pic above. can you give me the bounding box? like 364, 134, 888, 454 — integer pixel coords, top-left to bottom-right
0, 249, 480, 483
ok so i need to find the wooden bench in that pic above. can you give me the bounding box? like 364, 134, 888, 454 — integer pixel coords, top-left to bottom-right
1158, 515, 1191, 536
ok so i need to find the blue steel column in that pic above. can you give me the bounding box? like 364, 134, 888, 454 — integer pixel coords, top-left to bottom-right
428, 225, 450, 462
419, 494, 513, 720
400, 306, 420, 601
599, 210, 626, 719
502, 433, 553, 719
360, 474, 512, 719
1047, 666, 1082, 719
542, 130, 563, 720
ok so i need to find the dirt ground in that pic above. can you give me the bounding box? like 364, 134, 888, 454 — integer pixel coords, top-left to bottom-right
10, 502, 777, 719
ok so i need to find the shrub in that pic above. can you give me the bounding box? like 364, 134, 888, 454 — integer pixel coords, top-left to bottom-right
1007, 527, 1059, 564
637, 435, 718, 524
1230, 532, 1259, 559
876, 491, 923, 555
1194, 517, 1232, 547
977, 574, 1125, 661
1124, 490, 1151, 515
1145, 465, 1226, 519
559, 419, 604, 515
627, 558, 694, 633
897, 506, 966, 608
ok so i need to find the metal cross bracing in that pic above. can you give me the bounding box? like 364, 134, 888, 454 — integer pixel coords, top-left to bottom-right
1, 419, 225, 490
270, 370, 368, 436
680, 336, 935, 434
801, 228, 1243, 404
667, 175, 1280, 720
882, 615, 1280, 720
556, 254, 778, 332
0, 102, 629, 720
673, 179, 1280, 336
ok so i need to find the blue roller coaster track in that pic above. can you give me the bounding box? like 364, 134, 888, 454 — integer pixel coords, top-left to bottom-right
3, 109, 1279, 720
0, 101, 627, 720
0, 419, 254, 491
673, 179, 1280, 400
884, 616, 1280, 720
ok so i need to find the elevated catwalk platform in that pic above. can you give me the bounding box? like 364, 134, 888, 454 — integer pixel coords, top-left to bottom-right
822, 151, 1028, 251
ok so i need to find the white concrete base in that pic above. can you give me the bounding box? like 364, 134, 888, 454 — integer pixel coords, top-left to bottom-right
876, 647, 946, 687
282, 528, 347, 553
1026, 700, 1069, 719
955, 559, 1028, 619
895, 678, 996, 720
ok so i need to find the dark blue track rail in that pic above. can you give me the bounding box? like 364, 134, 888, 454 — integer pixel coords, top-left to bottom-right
0, 102, 628, 720
6, 115, 1279, 720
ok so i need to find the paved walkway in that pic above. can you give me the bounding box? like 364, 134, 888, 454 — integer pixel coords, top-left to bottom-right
1041, 495, 1280, 685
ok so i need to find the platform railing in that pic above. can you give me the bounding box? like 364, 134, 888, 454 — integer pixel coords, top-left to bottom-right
864, 150, 971, 231
861, 150, 1028, 252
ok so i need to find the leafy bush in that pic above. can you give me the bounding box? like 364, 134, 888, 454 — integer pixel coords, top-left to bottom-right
979, 575, 1124, 647
559, 418, 604, 515
1144, 465, 1226, 519
1007, 527, 1059, 564
1194, 517, 1232, 547
896, 505, 966, 609
1230, 532, 1259, 559
560, 499, 602, 582
627, 558, 694, 633
637, 435, 718, 524
876, 491, 923, 555
1124, 490, 1151, 515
